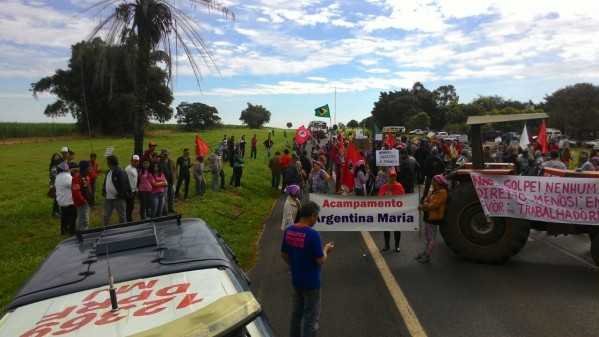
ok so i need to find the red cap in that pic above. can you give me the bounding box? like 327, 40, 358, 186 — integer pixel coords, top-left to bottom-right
149, 142, 157, 147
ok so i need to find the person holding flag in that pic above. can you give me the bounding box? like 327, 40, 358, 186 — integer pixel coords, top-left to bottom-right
342, 141, 365, 193
537, 120, 549, 154
333, 137, 345, 193
353, 160, 368, 196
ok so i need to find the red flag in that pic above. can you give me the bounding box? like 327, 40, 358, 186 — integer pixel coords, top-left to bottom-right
295, 125, 311, 145
537, 120, 548, 154
195, 135, 209, 158
342, 142, 364, 192
385, 133, 395, 149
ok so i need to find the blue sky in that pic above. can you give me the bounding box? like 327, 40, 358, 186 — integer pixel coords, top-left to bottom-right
1, 0, 598, 129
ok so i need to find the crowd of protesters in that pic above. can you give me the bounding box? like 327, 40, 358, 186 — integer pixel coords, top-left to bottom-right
47, 130, 282, 235
47, 129, 597, 242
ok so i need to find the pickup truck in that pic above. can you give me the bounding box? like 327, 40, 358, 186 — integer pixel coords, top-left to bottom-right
408, 129, 425, 135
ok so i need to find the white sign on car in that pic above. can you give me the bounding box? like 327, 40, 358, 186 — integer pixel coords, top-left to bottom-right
0, 269, 263, 337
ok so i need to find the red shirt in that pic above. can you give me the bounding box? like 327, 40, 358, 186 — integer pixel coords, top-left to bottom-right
378, 182, 406, 196
88, 160, 99, 181
143, 149, 156, 161
279, 154, 292, 169
71, 173, 91, 207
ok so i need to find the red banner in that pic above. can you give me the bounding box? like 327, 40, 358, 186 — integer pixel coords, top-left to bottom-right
342, 142, 364, 192
295, 125, 311, 145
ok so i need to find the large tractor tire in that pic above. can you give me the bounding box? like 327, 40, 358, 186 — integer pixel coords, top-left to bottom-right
440, 182, 531, 263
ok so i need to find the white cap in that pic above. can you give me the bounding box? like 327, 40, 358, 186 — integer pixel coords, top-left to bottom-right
132, 155, 140, 161
61, 147, 69, 153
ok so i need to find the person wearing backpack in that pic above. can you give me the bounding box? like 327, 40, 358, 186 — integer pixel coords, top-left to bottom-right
421, 147, 445, 202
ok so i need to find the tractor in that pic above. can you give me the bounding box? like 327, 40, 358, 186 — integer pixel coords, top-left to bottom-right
440, 113, 599, 265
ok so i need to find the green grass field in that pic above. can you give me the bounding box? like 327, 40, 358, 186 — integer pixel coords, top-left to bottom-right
0, 127, 289, 312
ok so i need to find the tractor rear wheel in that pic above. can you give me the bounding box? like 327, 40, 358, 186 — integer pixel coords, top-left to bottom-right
440, 182, 530, 263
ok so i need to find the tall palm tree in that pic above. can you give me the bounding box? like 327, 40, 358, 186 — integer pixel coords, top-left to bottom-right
86, 0, 234, 155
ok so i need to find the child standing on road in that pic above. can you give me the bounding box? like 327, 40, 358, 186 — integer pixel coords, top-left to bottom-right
416, 174, 450, 263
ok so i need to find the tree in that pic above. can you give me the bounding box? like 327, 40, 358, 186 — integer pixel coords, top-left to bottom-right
360, 116, 375, 129
175, 102, 221, 130
347, 120, 359, 128
87, 0, 234, 155
371, 82, 445, 130
543, 83, 599, 139
31, 38, 173, 136
371, 89, 420, 127
406, 112, 430, 130
286, 122, 293, 129
434, 85, 459, 107
239, 103, 271, 128
445, 103, 484, 126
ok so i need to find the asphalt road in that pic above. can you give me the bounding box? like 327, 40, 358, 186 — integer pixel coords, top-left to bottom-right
248, 194, 599, 337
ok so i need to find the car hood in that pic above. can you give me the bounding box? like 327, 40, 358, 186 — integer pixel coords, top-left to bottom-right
0, 269, 260, 337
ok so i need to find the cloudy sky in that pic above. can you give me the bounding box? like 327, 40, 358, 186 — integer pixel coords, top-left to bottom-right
1, 0, 598, 129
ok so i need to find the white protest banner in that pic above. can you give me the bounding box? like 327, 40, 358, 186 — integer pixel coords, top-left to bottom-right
104, 146, 114, 157
470, 172, 599, 225
376, 149, 399, 167
309, 193, 420, 231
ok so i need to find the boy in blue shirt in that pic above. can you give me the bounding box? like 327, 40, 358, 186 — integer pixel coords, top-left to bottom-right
281, 201, 334, 337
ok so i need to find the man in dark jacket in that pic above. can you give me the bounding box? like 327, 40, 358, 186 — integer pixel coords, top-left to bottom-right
413, 140, 430, 184
102, 155, 133, 226
286, 155, 305, 199
397, 149, 416, 193
159, 149, 177, 214
421, 147, 445, 202
299, 150, 312, 186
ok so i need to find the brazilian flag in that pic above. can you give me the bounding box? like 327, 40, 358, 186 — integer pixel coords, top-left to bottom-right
371, 122, 380, 141
314, 104, 330, 118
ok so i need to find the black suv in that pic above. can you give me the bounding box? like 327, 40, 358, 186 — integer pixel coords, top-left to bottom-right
0, 215, 278, 337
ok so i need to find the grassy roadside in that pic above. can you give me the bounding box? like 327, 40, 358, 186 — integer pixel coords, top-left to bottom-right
0, 127, 287, 312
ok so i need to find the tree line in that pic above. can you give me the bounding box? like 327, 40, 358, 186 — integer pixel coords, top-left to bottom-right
32, 39, 598, 141
363, 82, 599, 140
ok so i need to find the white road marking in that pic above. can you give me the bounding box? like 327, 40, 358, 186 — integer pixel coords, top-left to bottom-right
361, 231, 428, 337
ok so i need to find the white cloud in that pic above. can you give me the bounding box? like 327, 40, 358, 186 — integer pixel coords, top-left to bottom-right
1, 0, 599, 125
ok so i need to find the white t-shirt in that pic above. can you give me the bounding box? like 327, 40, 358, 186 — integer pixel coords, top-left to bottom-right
105, 170, 118, 199
55, 172, 73, 207
125, 165, 139, 193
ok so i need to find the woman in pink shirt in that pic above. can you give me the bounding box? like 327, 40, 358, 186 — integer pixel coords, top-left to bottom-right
148, 161, 168, 218
138, 160, 153, 220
